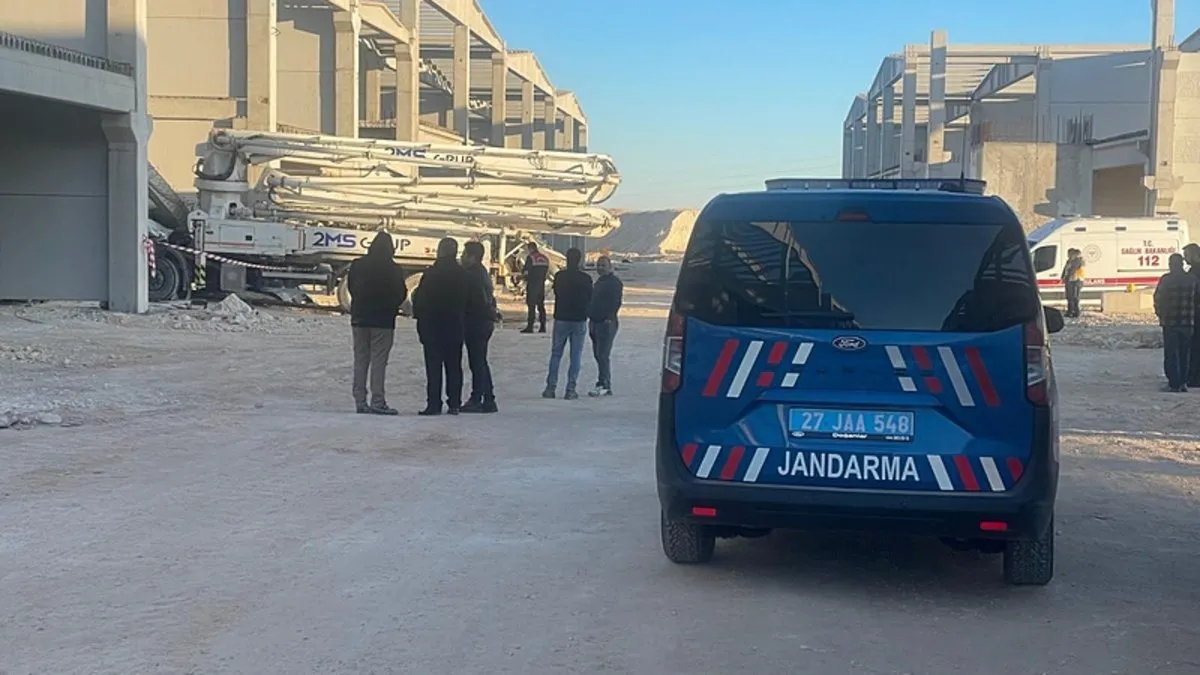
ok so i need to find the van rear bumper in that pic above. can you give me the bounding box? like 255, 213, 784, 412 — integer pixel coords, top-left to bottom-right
655, 396, 1059, 541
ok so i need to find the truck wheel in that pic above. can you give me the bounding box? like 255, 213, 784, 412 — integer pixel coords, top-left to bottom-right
660, 510, 715, 564
148, 248, 184, 303
1003, 516, 1054, 586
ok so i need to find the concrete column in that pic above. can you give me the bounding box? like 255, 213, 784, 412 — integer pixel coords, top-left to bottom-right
364, 68, 382, 121
881, 84, 895, 173
520, 79, 534, 148
561, 115, 575, 151
1148, 0, 1181, 216
851, 119, 866, 177
245, 0, 277, 131
842, 125, 853, 177
1152, 0, 1176, 49
865, 96, 880, 177
541, 95, 557, 150
105, 0, 149, 313
577, 124, 587, 152
394, 0, 419, 141
452, 23, 470, 141
900, 48, 917, 177
925, 29, 948, 177
490, 52, 507, 147
333, 9, 361, 137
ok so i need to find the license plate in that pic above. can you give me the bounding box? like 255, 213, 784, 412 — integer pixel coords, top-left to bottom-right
788, 408, 914, 442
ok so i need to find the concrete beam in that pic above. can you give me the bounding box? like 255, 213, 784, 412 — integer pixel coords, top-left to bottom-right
561, 114, 575, 151
424, 0, 504, 52
843, 94, 867, 129
925, 29, 948, 177
451, 22, 469, 140
577, 124, 588, 152
555, 90, 587, 126
1153, 0, 1176, 49
245, 0, 277, 131
333, 9, 361, 137
0, 49, 135, 112
358, 1, 413, 44
867, 55, 904, 100
970, 58, 1037, 101
507, 50, 554, 97
490, 51, 506, 145
364, 67, 382, 120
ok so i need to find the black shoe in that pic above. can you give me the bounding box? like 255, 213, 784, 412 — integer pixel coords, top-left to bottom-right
461, 400, 484, 413
369, 404, 399, 416
447, 406, 461, 416
538, 325, 547, 333
418, 405, 442, 416
521, 327, 534, 334
355, 404, 370, 414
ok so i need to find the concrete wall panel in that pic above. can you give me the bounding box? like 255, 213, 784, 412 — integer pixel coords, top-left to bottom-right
1043, 52, 1152, 142
149, 118, 220, 191
277, 5, 334, 133
147, 0, 244, 99
0, 94, 108, 300
0, 0, 108, 57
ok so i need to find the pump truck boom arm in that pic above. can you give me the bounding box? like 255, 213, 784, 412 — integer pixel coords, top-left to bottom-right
193, 129, 622, 236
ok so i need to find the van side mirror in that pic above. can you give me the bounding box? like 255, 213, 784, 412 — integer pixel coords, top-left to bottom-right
1043, 306, 1065, 334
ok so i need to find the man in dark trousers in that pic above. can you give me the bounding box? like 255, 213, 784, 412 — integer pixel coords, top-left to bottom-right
521, 241, 550, 333
543, 248, 592, 400
1153, 253, 1200, 392
348, 231, 407, 415
1184, 243, 1200, 388
1061, 247, 1085, 318
587, 255, 623, 397
412, 238, 468, 415
461, 241, 500, 413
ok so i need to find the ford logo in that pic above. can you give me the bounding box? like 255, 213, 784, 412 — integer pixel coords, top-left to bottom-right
832, 335, 867, 352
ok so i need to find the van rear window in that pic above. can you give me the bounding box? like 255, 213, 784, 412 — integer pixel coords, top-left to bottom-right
675, 220, 1040, 332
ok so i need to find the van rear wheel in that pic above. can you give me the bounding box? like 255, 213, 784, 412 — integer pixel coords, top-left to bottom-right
1003, 516, 1054, 586
660, 510, 715, 564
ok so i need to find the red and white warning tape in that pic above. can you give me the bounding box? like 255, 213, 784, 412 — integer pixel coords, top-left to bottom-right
142, 237, 297, 272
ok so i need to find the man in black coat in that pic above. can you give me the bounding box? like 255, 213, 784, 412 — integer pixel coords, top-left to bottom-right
1153, 253, 1200, 392
461, 240, 500, 413
412, 237, 469, 415
1184, 243, 1200, 387
587, 255, 623, 397
348, 231, 407, 415
542, 247, 593, 399
521, 241, 550, 333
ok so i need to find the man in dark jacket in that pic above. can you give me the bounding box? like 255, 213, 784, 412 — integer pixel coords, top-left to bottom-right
348, 232, 407, 415
1184, 243, 1200, 387
543, 248, 592, 400
1153, 253, 1200, 392
587, 255, 623, 397
412, 238, 468, 415
461, 240, 500, 413
521, 241, 550, 333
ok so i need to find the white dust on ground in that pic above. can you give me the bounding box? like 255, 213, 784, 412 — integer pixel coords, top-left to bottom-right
1, 265, 1200, 673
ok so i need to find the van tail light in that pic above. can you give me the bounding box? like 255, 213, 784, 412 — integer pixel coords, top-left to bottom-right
662, 309, 685, 393
1024, 312, 1049, 406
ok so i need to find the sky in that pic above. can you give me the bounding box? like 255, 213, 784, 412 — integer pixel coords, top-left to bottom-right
482, 0, 1200, 211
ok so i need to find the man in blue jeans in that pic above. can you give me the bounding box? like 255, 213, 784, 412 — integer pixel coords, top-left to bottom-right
1153, 253, 1200, 392
543, 248, 593, 400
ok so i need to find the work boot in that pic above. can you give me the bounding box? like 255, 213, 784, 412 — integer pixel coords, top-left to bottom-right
564, 389, 579, 401
418, 405, 442, 416
479, 398, 498, 413
542, 387, 556, 399
521, 326, 534, 334
355, 403, 370, 414
369, 403, 399, 416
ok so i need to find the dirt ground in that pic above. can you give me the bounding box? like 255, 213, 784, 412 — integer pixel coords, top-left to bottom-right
2, 262, 1199, 674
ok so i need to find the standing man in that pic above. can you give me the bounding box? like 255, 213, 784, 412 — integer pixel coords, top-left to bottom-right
1153, 253, 1200, 392
543, 248, 592, 400
412, 238, 468, 415
522, 241, 550, 334
1061, 248, 1085, 318
587, 255, 624, 397
348, 231, 406, 415
461, 241, 500, 413
1184, 243, 1200, 388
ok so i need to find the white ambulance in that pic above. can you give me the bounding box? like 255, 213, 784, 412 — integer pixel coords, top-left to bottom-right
1026, 215, 1191, 307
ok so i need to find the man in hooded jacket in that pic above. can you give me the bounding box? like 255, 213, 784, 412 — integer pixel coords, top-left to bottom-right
413, 237, 469, 415
348, 231, 407, 415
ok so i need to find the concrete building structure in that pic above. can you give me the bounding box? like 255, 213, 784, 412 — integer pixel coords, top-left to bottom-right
841, 1, 1200, 233
0, 0, 150, 313
0, 0, 595, 310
